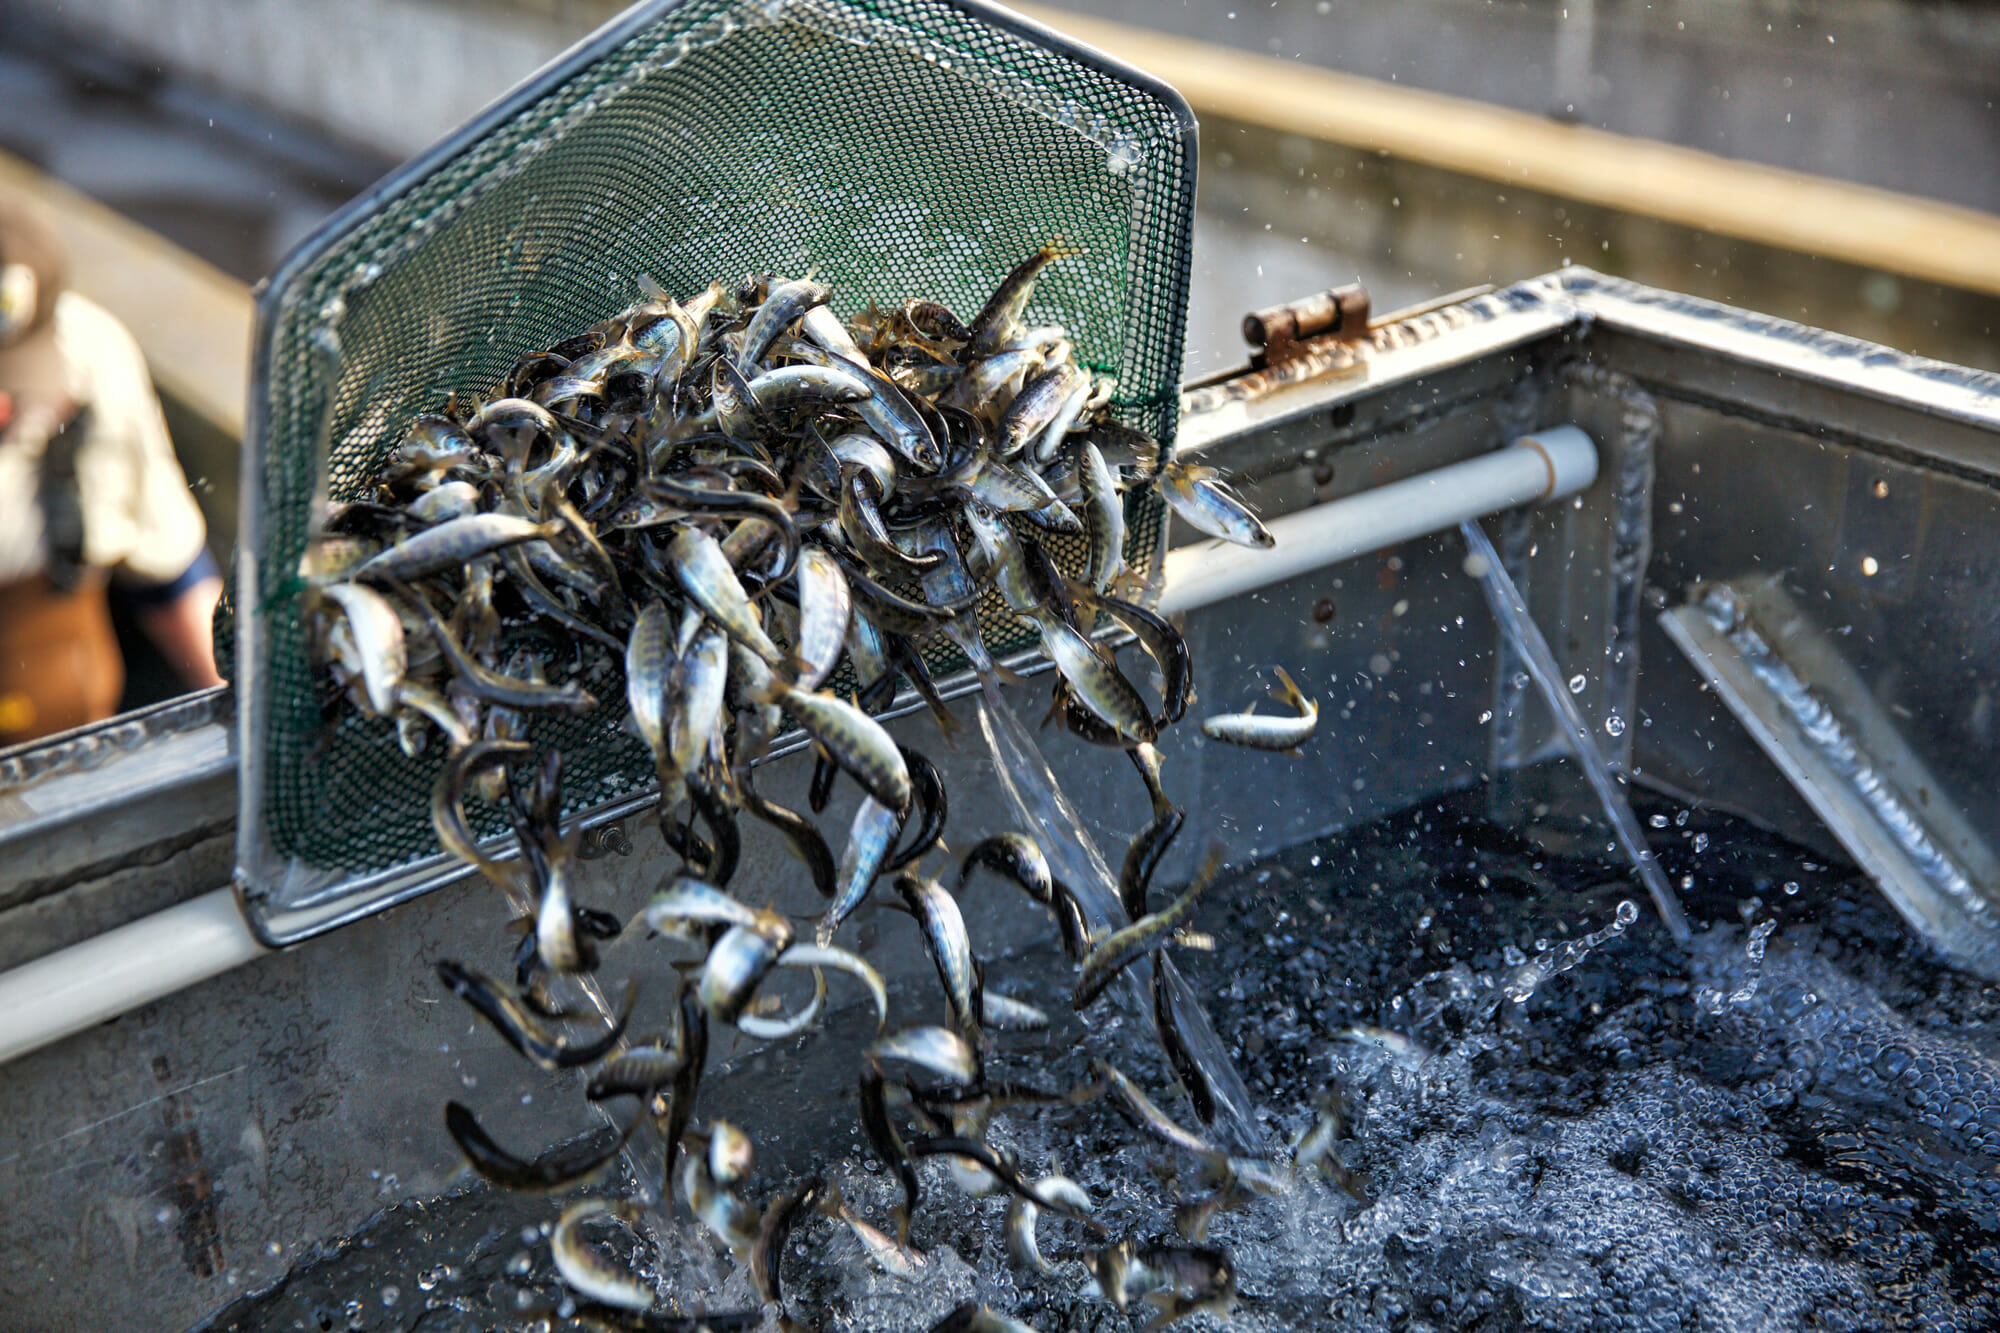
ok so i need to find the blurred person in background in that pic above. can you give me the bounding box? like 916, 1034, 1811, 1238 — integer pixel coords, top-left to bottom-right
0, 195, 223, 745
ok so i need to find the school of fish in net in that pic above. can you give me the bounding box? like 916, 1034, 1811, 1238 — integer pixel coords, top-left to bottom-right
299, 244, 1324, 1331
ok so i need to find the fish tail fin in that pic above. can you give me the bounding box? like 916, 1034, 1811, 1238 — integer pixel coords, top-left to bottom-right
1268, 666, 1305, 709
1107, 567, 1156, 607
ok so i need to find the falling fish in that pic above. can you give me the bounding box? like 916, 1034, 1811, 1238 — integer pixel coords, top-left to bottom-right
302, 251, 1299, 1333
1200, 665, 1318, 752
550, 1198, 655, 1311
1157, 460, 1275, 549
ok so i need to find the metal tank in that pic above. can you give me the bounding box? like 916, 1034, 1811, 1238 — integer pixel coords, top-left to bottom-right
1, 266, 1998, 1330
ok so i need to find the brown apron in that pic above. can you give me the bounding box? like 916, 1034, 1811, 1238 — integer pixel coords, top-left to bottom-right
0, 570, 122, 745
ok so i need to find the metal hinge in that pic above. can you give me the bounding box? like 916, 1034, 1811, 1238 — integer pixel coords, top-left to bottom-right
1242, 283, 1372, 368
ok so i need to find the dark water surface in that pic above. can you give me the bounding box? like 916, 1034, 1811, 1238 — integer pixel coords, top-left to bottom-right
195, 787, 2000, 1333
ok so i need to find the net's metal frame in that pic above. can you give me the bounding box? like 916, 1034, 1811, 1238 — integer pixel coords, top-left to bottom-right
233, 0, 1197, 945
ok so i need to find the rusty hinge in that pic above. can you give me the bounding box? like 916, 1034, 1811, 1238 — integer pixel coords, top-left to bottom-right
1241, 283, 1371, 369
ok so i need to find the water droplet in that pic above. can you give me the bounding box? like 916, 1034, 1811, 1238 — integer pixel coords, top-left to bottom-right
380, 1286, 399, 1307
1604, 714, 1627, 737
1692, 832, 1710, 853
1650, 813, 1670, 828
1568, 673, 1587, 694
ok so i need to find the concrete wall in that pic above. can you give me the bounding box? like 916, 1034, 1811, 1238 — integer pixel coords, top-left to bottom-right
23, 0, 2000, 212
13, 0, 623, 163
1050, 0, 2000, 216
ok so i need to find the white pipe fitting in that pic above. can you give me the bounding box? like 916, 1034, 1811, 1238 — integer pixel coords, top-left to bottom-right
1160, 426, 1598, 615
0, 889, 269, 1065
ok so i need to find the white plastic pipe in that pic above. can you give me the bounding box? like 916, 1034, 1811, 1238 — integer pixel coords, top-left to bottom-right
1160, 426, 1599, 615
0, 888, 269, 1065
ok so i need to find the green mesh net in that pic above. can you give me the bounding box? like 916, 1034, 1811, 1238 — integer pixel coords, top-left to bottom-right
235, 0, 1195, 921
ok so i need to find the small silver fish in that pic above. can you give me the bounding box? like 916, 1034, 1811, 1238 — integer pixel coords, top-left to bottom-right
980, 991, 1050, 1032
1000, 363, 1083, 460
968, 240, 1084, 358
1028, 371, 1093, 467
941, 344, 1044, 415
394, 679, 472, 751
644, 876, 765, 937
734, 962, 827, 1040
352, 512, 559, 583
317, 582, 405, 717
776, 942, 888, 1031
404, 478, 481, 523
1005, 1173, 1092, 1274
850, 365, 942, 473
680, 1151, 759, 1258
667, 525, 785, 665
737, 277, 829, 371
768, 684, 912, 816
551, 1198, 655, 1311
822, 795, 900, 945
827, 431, 899, 498
868, 1026, 979, 1085
707, 1119, 754, 1187
746, 362, 873, 411
699, 920, 791, 1027
1076, 441, 1126, 593
801, 302, 869, 367
896, 871, 981, 1038
1200, 666, 1318, 752
1338, 1023, 1427, 1071
839, 1203, 926, 1278
792, 546, 852, 692
666, 619, 730, 784
1033, 615, 1156, 748
625, 599, 676, 783
1158, 461, 1274, 549
1073, 850, 1221, 1008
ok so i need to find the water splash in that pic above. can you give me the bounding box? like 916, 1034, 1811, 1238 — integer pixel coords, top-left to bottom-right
1503, 899, 1640, 1004
1460, 519, 1692, 944
1694, 918, 1778, 1015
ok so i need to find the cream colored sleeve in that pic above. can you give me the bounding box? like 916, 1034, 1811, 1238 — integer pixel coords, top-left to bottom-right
56, 293, 211, 584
